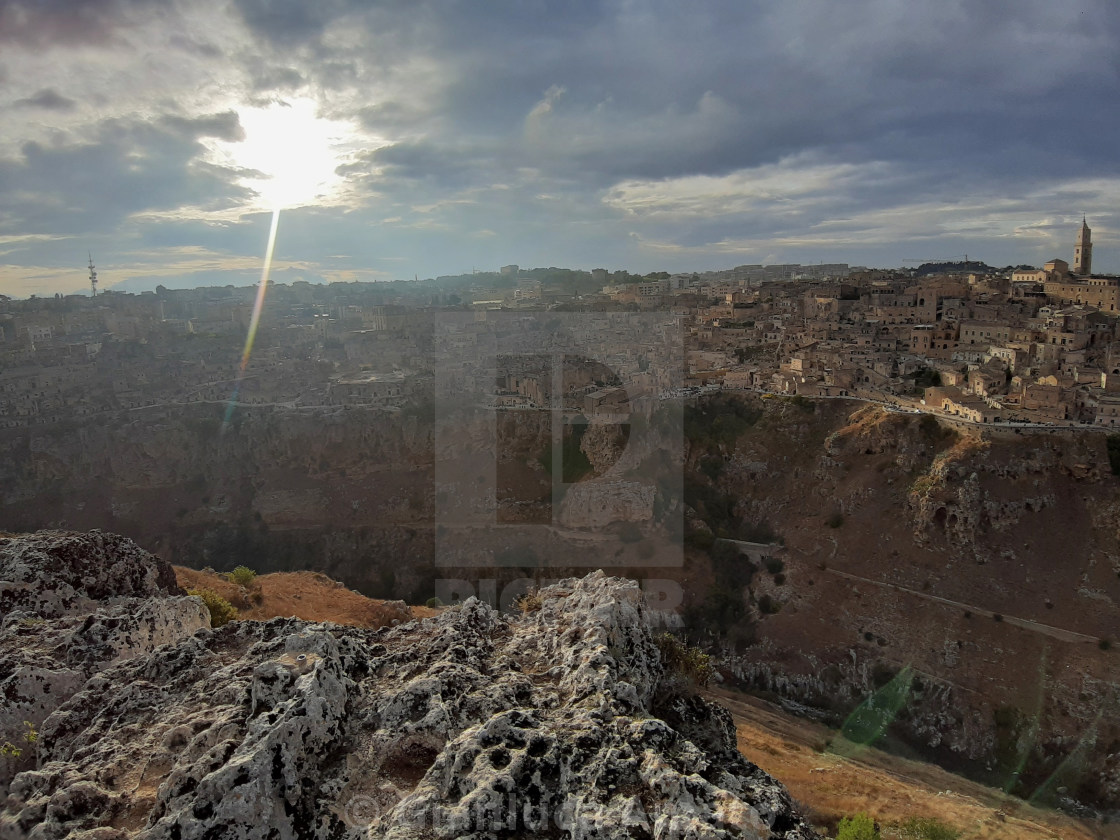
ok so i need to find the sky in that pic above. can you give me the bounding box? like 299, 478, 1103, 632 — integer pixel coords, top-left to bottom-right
3, 0, 1120, 297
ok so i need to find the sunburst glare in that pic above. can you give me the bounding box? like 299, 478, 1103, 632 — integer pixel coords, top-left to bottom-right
210, 98, 359, 210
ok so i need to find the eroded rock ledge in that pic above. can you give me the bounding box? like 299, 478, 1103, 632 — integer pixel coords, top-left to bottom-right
1, 530, 817, 839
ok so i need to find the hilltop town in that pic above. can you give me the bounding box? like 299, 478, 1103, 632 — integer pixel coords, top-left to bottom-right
2, 221, 1120, 430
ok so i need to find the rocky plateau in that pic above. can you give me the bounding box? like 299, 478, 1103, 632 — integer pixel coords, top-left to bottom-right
0, 530, 818, 839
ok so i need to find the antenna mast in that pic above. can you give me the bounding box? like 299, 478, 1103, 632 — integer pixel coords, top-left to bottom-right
88, 253, 98, 297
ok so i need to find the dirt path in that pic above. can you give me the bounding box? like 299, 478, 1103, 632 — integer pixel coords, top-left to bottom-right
710, 687, 1111, 840
825, 568, 1100, 645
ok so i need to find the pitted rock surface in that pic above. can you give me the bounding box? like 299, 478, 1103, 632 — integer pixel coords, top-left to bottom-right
1, 532, 818, 839
0, 530, 182, 619
0, 532, 209, 800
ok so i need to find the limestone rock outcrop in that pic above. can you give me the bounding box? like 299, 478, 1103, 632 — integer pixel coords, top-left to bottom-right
558, 481, 656, 528
0, 530, 183, 619
0, 532, 210, 797
0, 530, 818, 839
579, 420, 629, 476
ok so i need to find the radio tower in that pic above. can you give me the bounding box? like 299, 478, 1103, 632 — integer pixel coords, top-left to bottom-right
88, 253, 98, 297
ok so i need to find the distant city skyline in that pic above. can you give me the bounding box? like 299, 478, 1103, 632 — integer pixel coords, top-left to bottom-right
3, 1, 1120, 297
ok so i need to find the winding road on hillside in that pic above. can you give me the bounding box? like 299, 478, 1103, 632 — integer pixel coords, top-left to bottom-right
825, 568, 1100, 645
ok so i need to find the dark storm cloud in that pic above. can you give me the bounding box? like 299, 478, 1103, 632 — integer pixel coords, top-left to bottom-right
310, 0, 1120, 201
229, 0, 354, 47
13, 88, 76, 111
0, 0, 155, 46
245, 61, 306, 93
0, 113, 251, 235
6, 0, 1120, 293
350, 140, 501, 190
159, 111, 245, 143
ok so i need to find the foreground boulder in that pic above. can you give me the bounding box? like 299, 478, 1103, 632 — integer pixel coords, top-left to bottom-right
1, 531, 817, 839
0, 531, 209, 799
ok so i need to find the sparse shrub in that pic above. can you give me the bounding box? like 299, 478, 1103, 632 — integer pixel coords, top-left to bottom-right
1100, 638, 1112, 651
682, 589, 747, 637
764, 556, 784, 575
654, 633, 713, 688
0, 721, 38, 759
993, 613, 1003, 622
188, 588, 239, 627
837, 812, 879, 840
757, 594, 781, 614
699, 456, 725, 481
909, 475, 935, 497
788, 394, 815, 412
516, 588, 543, 614
683, 396, 762, 449
895, 816, 960, 840
826, 512, 845, 529
227, 565, 257, 587
425, 597, 443, 609
740, 520, 781, 544
773, 573, 786, 586
871, 662, 898, 688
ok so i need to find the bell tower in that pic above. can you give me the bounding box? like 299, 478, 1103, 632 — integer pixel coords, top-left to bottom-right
1074, 217, 1092, 276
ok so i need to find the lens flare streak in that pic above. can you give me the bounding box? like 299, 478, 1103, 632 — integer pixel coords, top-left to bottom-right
222, 208, 280, 433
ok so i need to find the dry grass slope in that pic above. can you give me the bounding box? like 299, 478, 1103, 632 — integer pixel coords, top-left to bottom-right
174, 567, 434, 628
713, 688, 1104, 840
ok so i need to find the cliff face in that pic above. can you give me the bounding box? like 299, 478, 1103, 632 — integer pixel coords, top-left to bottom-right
681, 398, 1120, 811
0, 407, 436, 599
0, 530, 817, 840
8, 393, 1120, 809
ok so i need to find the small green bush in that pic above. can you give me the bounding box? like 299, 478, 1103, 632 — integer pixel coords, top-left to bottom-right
1100, 638, 1112, 651
654, 633, 714, 687
757, 594, 781, 614
895, 816, 960, 840
699, 456, 725, 481
0, 721, 38, 759
425, 597, 443, 609
837, 812, 879, 840
826, 512, 845, 529
227, 565, 257, 587
188, 588, 239, 627
763, 556, 785, 575
918, 412, 940, 436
